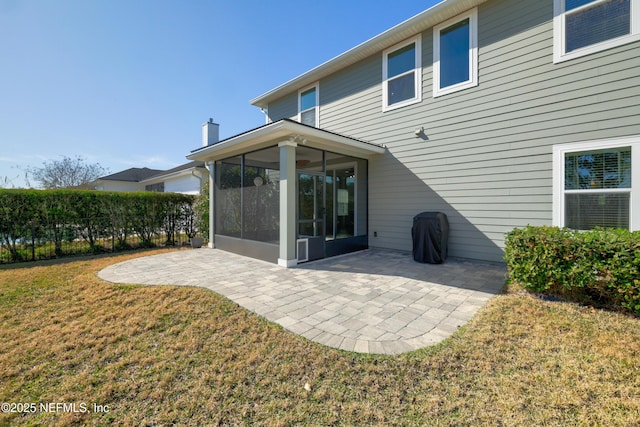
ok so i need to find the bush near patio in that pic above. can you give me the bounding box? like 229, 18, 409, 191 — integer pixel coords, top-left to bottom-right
504, 225, 640, 315
0, 189, 197, 262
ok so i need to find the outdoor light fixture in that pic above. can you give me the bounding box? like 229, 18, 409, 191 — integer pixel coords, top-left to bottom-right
292, 135, 308, 145
414, 127, 429, 140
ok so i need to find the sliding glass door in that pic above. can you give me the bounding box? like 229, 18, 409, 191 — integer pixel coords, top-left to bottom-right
325, 167, 355, 240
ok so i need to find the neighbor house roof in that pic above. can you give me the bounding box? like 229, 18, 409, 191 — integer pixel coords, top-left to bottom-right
98, 167, 164, 182
139, 161, 206, 184
250, 0, 487, 109
158, 160, 205, 176
98, 162, 206, 183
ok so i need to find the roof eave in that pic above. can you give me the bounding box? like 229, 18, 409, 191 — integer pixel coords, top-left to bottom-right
250, 0, 486, 109
140, 167, 206, 184
187, 120, 385, 162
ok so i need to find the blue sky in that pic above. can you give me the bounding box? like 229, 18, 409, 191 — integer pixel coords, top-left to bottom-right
0, 0, 439, 188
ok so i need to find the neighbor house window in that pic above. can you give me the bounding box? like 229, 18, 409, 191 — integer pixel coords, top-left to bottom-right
299, 84, 319, 127
433, 8, 478, 97
553, 138, 640, 231
382, 36, 422, 111
553, 0, 640, 62
145, 182, 164, 192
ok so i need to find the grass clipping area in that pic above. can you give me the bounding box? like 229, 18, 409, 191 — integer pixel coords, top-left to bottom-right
1, 251, 639, 426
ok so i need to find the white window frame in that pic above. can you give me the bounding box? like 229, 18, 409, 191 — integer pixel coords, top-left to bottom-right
298, 83, 319, 127
553, 136, 640, 231
553, 0, 640, 63
382, 35, 422, 112
433, 8, 478, 98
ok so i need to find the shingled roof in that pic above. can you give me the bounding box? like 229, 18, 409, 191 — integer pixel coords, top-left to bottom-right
98, 167, 164, 182
98, 162, 206, 183
153, 161, 205, 178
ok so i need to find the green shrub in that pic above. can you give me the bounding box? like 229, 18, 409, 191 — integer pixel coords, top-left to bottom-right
0, 189, 196, 262
194, 179, 209, 240
505, 226, 640, 315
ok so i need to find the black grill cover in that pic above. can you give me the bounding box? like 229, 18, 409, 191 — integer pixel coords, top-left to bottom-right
412, 212, 449, 264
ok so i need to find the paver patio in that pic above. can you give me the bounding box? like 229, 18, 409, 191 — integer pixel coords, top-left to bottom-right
98, 248, 506, 355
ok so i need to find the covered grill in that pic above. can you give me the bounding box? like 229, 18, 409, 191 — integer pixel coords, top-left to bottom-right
411, 212, 449, 264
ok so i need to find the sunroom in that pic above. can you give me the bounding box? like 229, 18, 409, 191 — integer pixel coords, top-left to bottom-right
187, 119, 385, 267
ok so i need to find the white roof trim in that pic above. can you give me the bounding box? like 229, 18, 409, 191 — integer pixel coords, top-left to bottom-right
187, 120, 385, 162
140, 167, 206, 184
250, 0, 487, 108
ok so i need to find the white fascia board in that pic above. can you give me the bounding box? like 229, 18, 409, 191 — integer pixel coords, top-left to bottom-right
187, 121, 294, 162
292, 123, 386, 158
186, 120, 385, 162
139, 167, 204, 185
250, 0, 486, 108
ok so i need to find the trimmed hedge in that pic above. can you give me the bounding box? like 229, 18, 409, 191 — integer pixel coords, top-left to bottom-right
504, 226, 640, 315
0, 189, 197, 262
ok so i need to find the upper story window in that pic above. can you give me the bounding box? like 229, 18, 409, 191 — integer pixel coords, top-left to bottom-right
433, 8, 478, 97
298, 84, 319, 127
553, 0, 640, 62
382, 36, 422, 111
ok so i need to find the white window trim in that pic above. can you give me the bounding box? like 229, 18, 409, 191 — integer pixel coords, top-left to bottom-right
552, 136, 640, 231
433, 8, 478, 98
553, 0, 640, 63
298, 82, 319, 127
382, 35, 422, 112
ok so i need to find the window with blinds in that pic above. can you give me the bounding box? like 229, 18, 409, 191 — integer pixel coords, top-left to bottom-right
563, 147, 632, 229
553, 0, 639, 62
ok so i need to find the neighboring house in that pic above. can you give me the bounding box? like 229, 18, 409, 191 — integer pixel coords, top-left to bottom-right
94, 161, 207, 195
188, 0, 640, 267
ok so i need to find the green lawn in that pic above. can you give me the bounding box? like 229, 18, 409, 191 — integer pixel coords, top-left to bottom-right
1, 250, 639, 426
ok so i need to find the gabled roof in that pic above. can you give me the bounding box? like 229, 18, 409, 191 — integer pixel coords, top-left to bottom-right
139, 161, 206, 184
154, 161, 205, 177
188, 118, 385, 162
250, 0, 487, 108
98, 167, 164, 182
98, 162, 206, 183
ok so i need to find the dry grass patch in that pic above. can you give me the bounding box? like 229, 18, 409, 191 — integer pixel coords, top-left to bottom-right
1, 251, 639, 426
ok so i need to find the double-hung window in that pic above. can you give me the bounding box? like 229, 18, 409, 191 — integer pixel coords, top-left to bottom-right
382, 36, 422, 111
433, 8, 478, 97
299, 84, 319, 127
553, 0, 640, 62
553, 138, 640, 231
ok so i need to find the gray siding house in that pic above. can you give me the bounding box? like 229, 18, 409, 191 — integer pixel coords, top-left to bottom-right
188, 0, 640, 266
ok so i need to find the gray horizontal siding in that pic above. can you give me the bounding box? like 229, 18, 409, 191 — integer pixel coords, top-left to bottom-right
266, 0, 640, 262
267, 92, 297, 123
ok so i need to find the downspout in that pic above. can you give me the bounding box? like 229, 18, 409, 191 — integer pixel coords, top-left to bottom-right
260, 107, 269, 125
206, 161, 215, 248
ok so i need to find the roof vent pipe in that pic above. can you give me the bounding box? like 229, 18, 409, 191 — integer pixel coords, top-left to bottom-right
202, 118, 220, 147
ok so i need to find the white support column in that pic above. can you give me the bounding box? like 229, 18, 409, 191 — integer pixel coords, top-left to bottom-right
278, 140, 297, 267
207, 161, 215, 248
